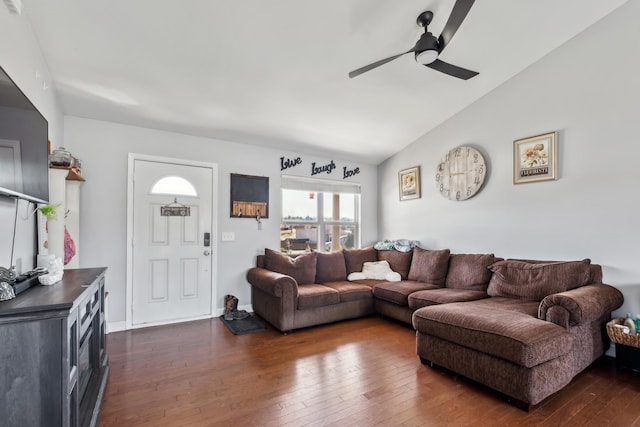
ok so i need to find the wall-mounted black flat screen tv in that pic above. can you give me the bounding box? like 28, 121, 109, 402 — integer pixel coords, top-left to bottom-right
0, 65, 49, 204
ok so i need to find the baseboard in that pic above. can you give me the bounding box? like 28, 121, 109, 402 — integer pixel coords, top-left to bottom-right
106, 306, 254, 333
107, 321, 126, 333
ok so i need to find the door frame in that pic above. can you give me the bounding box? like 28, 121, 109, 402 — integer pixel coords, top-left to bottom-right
125, 153, 218, 330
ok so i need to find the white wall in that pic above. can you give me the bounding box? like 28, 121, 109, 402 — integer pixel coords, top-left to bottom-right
4, 0, 636, 336
378, 1, 640, 323
63, 117, 378, 325
0, 6, 63, 272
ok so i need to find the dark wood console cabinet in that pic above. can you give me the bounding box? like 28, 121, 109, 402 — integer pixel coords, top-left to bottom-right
0, 268, 108, 427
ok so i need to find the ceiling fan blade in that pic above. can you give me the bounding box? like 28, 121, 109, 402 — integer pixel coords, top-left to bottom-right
348, 50, 414, 79
426, 59, 478, 80
438, 0, 475, 53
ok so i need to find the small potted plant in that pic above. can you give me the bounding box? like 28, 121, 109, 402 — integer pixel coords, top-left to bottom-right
36, 203, 61, 220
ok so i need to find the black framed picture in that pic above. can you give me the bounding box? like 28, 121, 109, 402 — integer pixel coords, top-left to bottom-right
230, 173, 269, 218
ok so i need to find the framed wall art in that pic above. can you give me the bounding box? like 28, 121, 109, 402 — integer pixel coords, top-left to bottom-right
398, 166, 421, 201
230, 173, 269, 218
513, 131, 557, 184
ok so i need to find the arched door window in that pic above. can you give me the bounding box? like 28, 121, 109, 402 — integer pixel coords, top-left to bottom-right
150, 176, 197, 197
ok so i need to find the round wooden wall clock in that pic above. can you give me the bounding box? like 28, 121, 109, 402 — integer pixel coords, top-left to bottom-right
435, 146, 486, 201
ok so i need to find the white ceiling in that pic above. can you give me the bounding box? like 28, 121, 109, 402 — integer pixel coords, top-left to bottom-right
24, 0, 627, 164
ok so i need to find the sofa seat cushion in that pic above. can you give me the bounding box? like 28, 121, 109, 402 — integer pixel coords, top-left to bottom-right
373, 281, 440, 306
408, 288, 489, 310
350, 279, 387, 288
297, 284, 340, 309
323, 281, 374, 303
459, 296, 540, 317
413, 302, 573, 368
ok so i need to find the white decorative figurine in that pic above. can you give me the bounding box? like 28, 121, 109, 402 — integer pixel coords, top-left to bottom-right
38, 257, 64, 285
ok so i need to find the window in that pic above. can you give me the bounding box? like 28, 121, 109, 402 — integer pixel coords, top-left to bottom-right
281, 176, 360, 254
150, 176, 197, 196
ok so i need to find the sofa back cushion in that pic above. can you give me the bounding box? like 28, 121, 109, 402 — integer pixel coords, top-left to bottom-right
487, 259, 592, 301
445, 253, 496, 291
407, 247, 450, 286
264, 248, 318, 285
377, 250, 413, 280
504, 258, 602, 284
315, 250, 347, 283
588, 264, 603, 284
508, 258, 603, 284
344, 247, 377, 274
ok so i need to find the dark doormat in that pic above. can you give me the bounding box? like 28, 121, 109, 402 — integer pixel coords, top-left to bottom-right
219, 314, 266, 335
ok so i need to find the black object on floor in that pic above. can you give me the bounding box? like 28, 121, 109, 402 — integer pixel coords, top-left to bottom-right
219, 314, 266, 335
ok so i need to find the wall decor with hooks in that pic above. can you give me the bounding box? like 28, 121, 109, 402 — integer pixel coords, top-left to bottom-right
230, 173, 269, 219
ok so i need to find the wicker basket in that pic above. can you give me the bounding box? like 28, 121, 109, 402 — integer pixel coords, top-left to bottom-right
607, 317, 640, 348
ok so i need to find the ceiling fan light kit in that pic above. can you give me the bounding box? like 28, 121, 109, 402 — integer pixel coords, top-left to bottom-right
349, 0, 478, 80
415, 49, 438, 65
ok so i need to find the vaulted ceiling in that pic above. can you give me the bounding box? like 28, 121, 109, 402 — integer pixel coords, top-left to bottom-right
24, 0, 627, 164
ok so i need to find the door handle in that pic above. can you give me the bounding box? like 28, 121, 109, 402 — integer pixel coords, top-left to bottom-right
203, 250, 211, 256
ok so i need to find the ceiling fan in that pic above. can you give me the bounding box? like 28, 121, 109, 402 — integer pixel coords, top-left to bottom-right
348, 0, 479, 80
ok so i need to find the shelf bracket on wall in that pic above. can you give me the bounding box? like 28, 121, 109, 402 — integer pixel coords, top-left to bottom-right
49, 166, 85, 182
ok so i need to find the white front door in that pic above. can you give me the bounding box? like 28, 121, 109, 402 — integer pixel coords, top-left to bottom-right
130, 158, 216, 327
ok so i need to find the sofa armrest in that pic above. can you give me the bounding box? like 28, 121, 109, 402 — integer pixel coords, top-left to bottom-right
538, 284, 624, 328
247, 267, 299, 332
246, 267, 299, 299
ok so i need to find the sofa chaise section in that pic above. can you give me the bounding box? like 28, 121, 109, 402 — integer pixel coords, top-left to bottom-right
413, 259, 624, 408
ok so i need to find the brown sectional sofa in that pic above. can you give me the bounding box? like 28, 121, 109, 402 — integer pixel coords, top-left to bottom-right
246, 246, 623, 409
247, 248, 379, 332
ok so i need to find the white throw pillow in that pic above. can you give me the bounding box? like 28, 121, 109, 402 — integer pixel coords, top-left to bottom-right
347, 272, 367, 281
347, 261, 401, 282
384, 271, 402, 282
362, 260, 391, 279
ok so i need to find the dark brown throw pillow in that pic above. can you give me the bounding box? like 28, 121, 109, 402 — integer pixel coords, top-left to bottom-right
487, 259, 591, 301
407, 247, 450, 286
377, 250, 413, 280
343, 247, 377, 274
315, 250, 347, 283
264, 248, 318, 285
445, 253, 495, 291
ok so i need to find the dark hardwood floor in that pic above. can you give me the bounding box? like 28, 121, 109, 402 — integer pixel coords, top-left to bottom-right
99, 316, 640, 426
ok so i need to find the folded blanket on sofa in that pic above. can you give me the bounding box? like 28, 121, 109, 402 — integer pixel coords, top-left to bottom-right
374, 239, 419, 252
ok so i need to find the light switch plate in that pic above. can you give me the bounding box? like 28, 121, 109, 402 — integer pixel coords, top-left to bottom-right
221, 232, 235, 241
